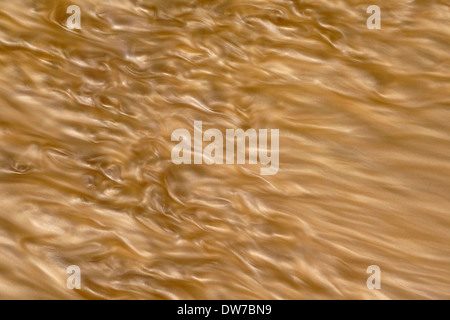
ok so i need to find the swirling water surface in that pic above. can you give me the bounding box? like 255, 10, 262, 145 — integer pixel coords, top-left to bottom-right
0, 0, 449, 299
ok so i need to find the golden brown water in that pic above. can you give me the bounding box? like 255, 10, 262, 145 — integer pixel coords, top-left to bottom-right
0, 0, 449, 300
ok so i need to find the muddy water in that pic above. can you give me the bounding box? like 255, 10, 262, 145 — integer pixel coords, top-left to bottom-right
0, 0, 449, 299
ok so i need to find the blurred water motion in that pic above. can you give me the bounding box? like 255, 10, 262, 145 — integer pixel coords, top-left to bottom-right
0, 0, 449, 299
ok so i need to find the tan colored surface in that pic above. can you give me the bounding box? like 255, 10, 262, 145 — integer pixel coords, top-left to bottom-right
0, 0, 449, 299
